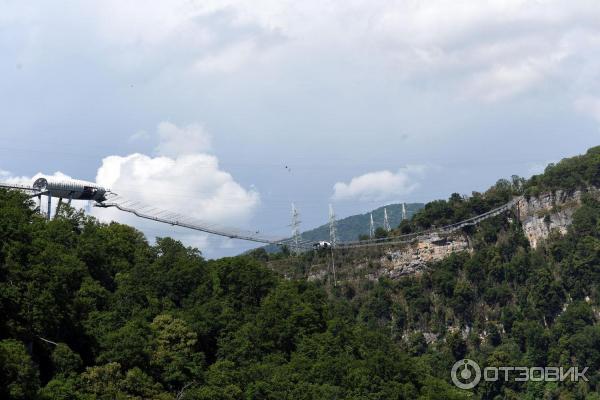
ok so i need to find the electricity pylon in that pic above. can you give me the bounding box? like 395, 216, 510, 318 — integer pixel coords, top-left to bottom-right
383, 207, 391, 232
291, 203, 301, 254
328, 204, 337, 286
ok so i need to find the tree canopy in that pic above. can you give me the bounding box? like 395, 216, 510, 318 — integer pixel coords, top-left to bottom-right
2, 146, 600, 399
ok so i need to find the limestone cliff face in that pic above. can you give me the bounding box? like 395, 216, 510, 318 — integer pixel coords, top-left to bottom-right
517, 188, 598, 248
374, 234, 470, 279
315, 188, 597, 282
375, 188, 597, 279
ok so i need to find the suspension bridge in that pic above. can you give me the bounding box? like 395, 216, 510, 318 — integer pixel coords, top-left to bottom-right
0, 177, 519, 251
334, 198, 520, 249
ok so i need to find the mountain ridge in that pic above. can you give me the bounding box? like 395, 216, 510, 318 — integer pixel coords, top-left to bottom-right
264, 202, 424, 252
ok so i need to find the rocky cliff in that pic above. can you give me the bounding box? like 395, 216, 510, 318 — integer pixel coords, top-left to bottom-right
372, 233, 470, 279
305, 188, 598, 282
373, 188, 599, 279
517, 188, 599, 248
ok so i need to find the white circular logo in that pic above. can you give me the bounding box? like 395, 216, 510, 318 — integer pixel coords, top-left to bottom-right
451, 359, 481, 389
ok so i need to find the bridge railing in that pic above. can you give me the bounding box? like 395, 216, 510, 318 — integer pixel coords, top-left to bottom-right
336, 197, 521, 249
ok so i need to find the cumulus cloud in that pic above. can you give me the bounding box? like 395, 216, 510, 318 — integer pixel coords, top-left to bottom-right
155, 121, 212, 157
0, 122, 259, 256
0, 170, 73, 187
0, 169, 30, 186
92, 121, 259, 255
332, 165, 426, 202
96, 152, 259, 225
0, 170, 97, 219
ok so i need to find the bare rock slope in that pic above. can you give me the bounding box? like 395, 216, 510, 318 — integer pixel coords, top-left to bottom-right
375, 188, 599, 279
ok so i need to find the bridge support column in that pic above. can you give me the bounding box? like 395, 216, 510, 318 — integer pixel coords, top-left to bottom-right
47, 193, 51, 220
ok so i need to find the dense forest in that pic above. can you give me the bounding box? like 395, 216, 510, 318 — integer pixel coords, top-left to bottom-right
1, 146, 600, 399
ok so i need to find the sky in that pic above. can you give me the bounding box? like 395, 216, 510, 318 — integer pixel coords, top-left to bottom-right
1, 0, 600, 258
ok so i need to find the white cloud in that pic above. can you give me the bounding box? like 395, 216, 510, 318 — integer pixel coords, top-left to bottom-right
4, 1, 600, 256
464, 60, 547, 102
103, 121, 260, 227
194, 40, 259, 74
5, 1, 600, 102
93, 148, 259, 257
0, 122, 259, 256
155, 121, 212, 157
1, 158, 259, 228
332, 165, 426, 202
0, 170, 96, 219
0, 170, 73, 187
110, 122, 254, 226
96, 152, 258, 225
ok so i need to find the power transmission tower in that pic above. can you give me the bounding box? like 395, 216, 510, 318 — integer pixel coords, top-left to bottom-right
402, 202, 407, 221
329, 204, 337, 246
328, 204, 337, 286
383, 207, 391, 232
369, 213, 375, 239
291, 203, 301, 254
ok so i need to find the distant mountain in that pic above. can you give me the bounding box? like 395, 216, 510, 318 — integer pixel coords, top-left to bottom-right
265, 202, 424, 251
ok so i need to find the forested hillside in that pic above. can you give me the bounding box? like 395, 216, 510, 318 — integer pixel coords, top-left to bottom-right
0, 190, 464, 399
1, 146, 600, 399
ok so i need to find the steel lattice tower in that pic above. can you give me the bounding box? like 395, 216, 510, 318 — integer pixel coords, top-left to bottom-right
291, 203, 301, 253
383, 207, 391, 231
329, 204, 337, 246
328, 204, 337, 286
369, 213, 375, 239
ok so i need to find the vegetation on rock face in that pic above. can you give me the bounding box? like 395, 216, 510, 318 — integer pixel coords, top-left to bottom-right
1, 146, 600, 399
524, 145, 600, 196
389, 146, 600, 237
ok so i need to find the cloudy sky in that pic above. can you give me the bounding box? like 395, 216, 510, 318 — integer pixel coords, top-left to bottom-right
1, 0, 600, 257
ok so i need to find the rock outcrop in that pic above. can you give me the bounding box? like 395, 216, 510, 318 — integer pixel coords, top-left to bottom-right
374, 187, 599, 279
310, 188, 598, 282
375, 234, 470, 279
517, 188, 599, 248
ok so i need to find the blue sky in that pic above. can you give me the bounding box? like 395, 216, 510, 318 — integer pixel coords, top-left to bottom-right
1, 1, 600, 257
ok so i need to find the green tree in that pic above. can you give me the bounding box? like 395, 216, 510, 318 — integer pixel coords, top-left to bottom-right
149, 314, 204, 391
0, 339, 40, 400
51, 343, 82, 376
